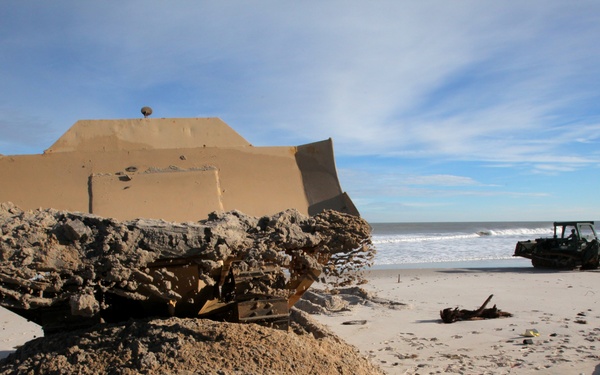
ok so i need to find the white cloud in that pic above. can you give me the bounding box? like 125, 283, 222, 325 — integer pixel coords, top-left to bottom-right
2, 1, 600, 223
403, 175, 480, 186
3, 1, 600, 159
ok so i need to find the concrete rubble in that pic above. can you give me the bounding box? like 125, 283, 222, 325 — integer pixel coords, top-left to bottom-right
0, 202, 374, 330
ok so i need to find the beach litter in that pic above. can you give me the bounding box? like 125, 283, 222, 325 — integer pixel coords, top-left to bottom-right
342, 320, 367, 325
522, 328, 540, 337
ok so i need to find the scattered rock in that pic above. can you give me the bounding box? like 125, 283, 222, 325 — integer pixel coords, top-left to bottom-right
342, 320, 367, 325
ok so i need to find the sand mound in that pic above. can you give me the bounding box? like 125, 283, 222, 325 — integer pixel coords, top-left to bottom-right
0, 314, 383, 375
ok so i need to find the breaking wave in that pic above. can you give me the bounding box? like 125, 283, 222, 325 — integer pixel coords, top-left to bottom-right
370, 222, 554, 266
476, 228, 551, 237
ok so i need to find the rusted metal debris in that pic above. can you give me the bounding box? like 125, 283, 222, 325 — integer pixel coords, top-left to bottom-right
440, 294, 512, 323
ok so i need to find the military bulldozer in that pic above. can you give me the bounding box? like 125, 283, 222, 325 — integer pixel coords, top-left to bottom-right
514, 221, 600, 269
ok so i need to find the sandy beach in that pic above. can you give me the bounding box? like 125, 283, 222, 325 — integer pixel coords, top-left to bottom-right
2, 264, 600, 374
313, 266, 600, 374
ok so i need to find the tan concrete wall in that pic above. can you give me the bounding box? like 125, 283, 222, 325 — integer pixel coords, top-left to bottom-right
45, 118, 251, 153
90, 169, 224, 222
0, 118, 357, 221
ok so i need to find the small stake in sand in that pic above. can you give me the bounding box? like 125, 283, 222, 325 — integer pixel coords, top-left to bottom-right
397, 274, 401, 283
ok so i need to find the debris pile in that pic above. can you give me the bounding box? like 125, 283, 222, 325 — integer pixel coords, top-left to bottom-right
0, 202, 374, 332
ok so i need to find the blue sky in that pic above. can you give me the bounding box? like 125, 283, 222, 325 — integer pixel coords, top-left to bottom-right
2, 1, 600, 223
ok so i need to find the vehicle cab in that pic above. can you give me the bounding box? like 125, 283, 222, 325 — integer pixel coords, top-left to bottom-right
553, 221, 597, 250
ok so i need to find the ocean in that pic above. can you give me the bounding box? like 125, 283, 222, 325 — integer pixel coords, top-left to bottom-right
370, 221, 555, 269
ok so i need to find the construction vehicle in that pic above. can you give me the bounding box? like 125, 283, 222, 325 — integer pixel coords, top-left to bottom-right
514, 221, 600, 269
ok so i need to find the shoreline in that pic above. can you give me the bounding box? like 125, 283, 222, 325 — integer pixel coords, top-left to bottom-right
371, 257, 532, 270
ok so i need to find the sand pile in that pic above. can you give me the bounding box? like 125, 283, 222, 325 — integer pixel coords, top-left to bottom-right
0, 312, 384, 375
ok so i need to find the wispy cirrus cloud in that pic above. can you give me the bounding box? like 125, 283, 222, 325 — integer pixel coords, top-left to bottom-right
2, 1, 600, 221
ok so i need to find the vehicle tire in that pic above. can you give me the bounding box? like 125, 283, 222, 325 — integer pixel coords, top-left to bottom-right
531, 256, 551, 268
581, 240, 600, 270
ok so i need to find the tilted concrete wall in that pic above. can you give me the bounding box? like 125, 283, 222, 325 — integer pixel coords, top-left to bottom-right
0, 118, 357, 221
